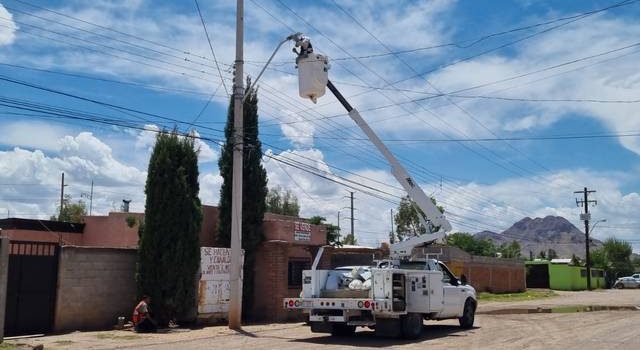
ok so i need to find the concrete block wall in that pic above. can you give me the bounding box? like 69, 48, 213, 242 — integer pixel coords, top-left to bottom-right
54, 246, 137, 332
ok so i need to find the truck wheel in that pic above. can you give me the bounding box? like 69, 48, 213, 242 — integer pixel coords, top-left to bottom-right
331, 323, 356, 336
459, 299, 476, 329
615, 282, 624, 289
401, 313, 423, 340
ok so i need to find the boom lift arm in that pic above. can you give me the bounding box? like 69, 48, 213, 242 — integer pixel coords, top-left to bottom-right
292, 35, 451, 256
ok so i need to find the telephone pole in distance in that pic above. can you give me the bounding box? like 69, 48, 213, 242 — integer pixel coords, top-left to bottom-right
574, 187, 597, 291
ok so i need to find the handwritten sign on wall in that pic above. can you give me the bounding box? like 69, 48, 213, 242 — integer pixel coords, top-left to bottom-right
198, 247, 244, 314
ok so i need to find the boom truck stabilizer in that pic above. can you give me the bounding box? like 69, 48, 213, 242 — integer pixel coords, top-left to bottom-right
283, 34, 476, 339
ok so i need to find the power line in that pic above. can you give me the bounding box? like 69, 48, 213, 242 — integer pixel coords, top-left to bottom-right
249, 0, 638, 63
261, 39, 640, 128
256, 130, 640, 143
193, 0, 229, 96
276, 0, 551, 184
10, 0, 218, 65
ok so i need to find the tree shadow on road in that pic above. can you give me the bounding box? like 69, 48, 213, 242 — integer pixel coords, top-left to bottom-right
289, 324, 479, 348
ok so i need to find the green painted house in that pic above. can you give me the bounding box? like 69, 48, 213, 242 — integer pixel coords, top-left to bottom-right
526, 260, 605, 290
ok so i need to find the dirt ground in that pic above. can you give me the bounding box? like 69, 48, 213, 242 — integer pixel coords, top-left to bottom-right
6, 290, 640, 350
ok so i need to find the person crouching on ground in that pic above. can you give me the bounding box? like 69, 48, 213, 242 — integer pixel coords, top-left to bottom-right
133, 295, 157, 333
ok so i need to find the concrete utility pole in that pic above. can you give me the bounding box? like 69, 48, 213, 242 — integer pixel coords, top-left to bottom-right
89, 180, 93, 215
59, 172, 66, 218
390, 209, 394, 243
228, 0, 244, 330
575, 187, 597, 291
350, 191, 355, 243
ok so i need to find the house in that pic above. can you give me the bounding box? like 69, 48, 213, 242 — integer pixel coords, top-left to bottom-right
526, 259, 605, 290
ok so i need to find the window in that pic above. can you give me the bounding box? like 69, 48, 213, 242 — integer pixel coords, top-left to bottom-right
438, 262, 458, 285
580, 269, 587, 278
592, 270, 603, 278
288, 259, 311, 288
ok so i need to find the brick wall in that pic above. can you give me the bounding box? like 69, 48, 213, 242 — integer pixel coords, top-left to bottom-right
458, 260, 525, 293
54, 246, 137, 332
252, 242, 315, 322
419, 245, 526, 293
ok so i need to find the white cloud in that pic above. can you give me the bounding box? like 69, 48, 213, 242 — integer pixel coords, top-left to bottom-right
427, 15, 640, 154
0, 121, 72, 152
199, 172, 222, 205
0, 4, 17, 46
135, 124, 159, 152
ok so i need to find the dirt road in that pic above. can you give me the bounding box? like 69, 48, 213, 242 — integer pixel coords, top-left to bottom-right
7, 290, 640, 350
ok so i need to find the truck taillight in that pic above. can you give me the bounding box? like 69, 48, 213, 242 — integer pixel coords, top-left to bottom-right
357, 301, 363, 308
294, 300, 300, 307
288, 300, 294, 307
364, 300, 371, 309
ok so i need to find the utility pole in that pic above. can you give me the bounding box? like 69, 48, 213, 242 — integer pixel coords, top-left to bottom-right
574, 187, 597, 291
59, 172, 66, 219
390, 209, 394, 243
81, 180, 94, 216
228, 0, 244, 330
89, 180, 93, 215
350, 191, 355, 244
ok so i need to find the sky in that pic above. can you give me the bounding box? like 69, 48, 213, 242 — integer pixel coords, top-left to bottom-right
0, 0, 639, 251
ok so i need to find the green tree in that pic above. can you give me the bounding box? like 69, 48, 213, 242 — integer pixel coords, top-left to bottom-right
537, 250, 547, 259
547, 248, 558, 260
266, 186, 300, 217
445, 232, 498, 257
600, 238, 634, 278
591, 238, 635, 287
51, 195, 87, 223
217, 78, 268, 318
309, 215, 341, 246
137, 131, 202, 326
394, 195, 443, 241
499, 241, 522, 259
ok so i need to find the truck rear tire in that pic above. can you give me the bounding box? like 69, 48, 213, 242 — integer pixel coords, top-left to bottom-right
459, 299, 476, 329
331, 323, 356, 336
401, 313, 423, 340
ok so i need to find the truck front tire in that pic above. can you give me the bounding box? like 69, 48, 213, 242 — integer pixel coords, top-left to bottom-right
459, 299, 476, 329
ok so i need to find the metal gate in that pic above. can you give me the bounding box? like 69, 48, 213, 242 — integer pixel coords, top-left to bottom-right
5, 241, 59, 336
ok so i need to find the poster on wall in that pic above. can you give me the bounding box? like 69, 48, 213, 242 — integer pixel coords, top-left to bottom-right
294, 221, 312, 241
198, 247, 244, 315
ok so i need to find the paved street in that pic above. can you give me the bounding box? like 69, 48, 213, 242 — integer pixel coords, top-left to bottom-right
7, 290, 640, 350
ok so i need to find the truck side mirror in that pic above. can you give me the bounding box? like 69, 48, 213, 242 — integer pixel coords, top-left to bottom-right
460, 274, 468, 285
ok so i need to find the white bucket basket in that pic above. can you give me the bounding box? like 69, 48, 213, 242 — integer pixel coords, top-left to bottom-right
297, 54, 330, 103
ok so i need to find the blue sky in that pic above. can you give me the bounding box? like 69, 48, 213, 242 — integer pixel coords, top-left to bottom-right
1, 0, 639, 250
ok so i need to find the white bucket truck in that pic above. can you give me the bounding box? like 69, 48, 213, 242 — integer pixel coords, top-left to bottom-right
283, 35, 477, 339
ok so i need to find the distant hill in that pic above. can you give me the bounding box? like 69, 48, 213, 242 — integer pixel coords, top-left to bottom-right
475, 216, 602, 258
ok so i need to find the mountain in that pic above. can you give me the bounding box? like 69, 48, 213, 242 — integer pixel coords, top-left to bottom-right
475, 216, 602, 258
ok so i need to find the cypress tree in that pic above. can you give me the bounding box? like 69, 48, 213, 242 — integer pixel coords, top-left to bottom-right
217, 78, 268, 318
137, 131, 202, 326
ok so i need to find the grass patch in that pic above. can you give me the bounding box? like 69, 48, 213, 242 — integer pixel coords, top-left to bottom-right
478, 289, 557, 302
0, 343, 17, 349
95, 333, 142, 341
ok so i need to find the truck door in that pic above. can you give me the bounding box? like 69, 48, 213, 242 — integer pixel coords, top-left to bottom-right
439, 262, 464, 317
